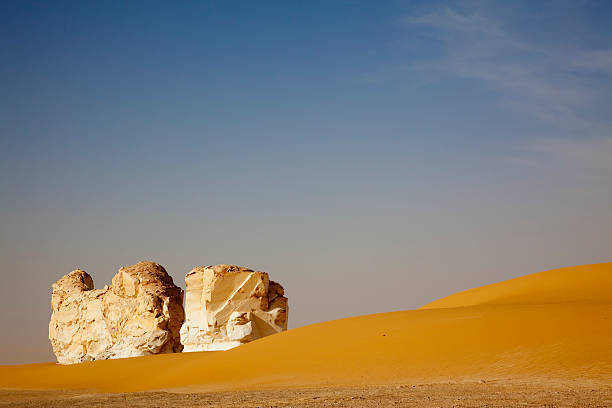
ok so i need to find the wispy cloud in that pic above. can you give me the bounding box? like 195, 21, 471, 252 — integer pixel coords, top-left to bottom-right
400, 5, 612, 172
402, 7, 595, 129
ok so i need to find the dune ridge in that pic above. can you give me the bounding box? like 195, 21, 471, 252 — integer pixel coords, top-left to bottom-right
421, 263, 612, 309
1, 263, 611, 392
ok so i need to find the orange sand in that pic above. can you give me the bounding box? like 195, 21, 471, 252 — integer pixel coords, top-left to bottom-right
1, 263, 611, 392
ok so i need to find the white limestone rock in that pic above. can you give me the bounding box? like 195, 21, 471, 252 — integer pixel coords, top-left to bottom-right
49, 262, 184, 364
180, 264, 288, 352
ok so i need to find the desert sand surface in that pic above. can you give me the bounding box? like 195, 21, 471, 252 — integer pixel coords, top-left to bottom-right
1, 263, 611, 406
1, 382, 611, 407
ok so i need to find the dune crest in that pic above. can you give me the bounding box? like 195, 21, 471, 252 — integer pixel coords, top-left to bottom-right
421, 263, 612, 309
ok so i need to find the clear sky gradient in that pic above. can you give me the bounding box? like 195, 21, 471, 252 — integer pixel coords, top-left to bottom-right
1, 0, 611, 364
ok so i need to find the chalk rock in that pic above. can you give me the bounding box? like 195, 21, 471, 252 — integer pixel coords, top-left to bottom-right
49, 262, 184, 364
180, 265, 288, 351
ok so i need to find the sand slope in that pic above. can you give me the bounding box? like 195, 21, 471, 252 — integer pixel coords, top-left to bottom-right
1, 263, 611, 392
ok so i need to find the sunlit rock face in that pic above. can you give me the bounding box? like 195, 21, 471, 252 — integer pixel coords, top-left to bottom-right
180, 265, 288, 352
49, 262, 184, 365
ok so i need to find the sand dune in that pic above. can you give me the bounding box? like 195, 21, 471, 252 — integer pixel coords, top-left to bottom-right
1, 263, 611, 393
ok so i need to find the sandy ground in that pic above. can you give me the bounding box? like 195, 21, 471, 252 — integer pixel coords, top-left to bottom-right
2, 382, 611, 407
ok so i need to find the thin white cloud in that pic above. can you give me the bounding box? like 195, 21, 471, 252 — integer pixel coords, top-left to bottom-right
402, 7, 505, 37
401, 5, 612, 173
402, 7, 601, 131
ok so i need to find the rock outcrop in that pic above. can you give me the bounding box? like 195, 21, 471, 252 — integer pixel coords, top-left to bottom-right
180, 265, 288, 352
49, 262, 184, 364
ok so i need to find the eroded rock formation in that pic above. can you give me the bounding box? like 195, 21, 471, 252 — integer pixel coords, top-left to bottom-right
180, 264, 288, 352
49, 261, 184, 364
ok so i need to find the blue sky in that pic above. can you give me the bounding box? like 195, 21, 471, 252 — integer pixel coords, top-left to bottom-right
1, 0, 611, 363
